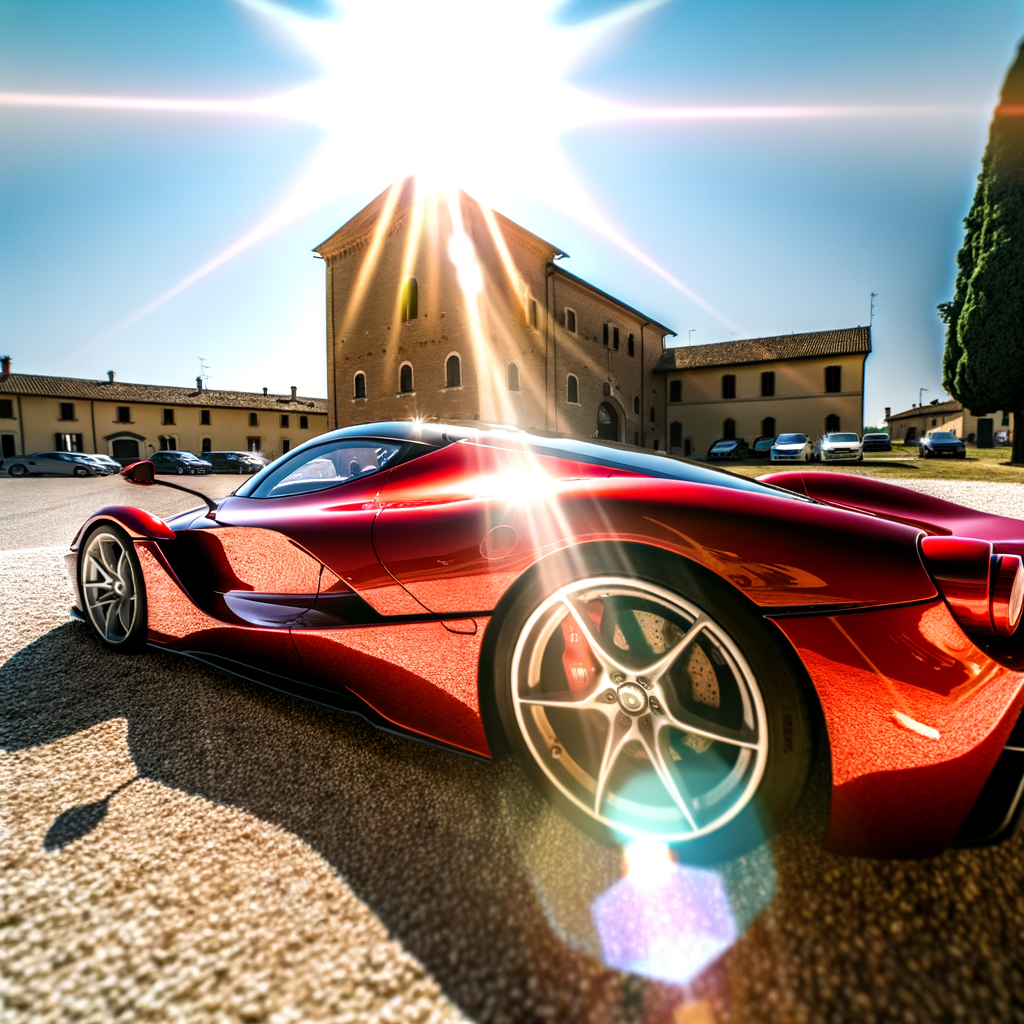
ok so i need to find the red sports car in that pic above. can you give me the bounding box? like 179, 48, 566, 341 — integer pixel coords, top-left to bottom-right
67, 422, 1024, 861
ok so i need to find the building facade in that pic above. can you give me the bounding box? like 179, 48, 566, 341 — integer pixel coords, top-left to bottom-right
316, 179, 676, 448
654, 328, 871, 457
885, 399, 1014, 445
0, 371, 328, 463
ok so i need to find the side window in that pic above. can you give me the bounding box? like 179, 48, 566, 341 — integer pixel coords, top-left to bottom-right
245, 440, 404, 498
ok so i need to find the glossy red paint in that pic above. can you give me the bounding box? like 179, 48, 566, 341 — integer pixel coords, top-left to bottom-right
773, 601, 1024, 857
72, 505, 176, 547
992, 554, 1024, 636
920, 536, 998, 635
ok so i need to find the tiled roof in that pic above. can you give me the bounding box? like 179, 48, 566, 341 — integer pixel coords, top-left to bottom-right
0, 373, 327, 411
653, 327, 871, 371
886, 400, 962, 421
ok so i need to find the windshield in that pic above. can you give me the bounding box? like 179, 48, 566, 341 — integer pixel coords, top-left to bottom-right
776, 434, 807, 444
928, 432, 958, 441
827, 433, 860, 442
753, 439, 774, 450
711, 442, 735, 451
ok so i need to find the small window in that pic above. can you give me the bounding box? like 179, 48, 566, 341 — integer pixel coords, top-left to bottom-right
354, 372, 366, 399
670, 422, 682, 448
650, 405, 656, 424
825, 365, 842, 393
158, 436, 174, 451
633, 396, 640, 414
529, 299, 538, 328
603, 323, 609, 347
613, 327, 620, 350
507, 362, 520, 392
300, 415, 309, 429
826, 414, 841, 432
567, 374, 579, 405
628, 334, 635, 357
0, 399, 13, 419
247, 436, 261, 452
721, 375, 736, 400
761, 416, 776, 437
564, 308, 577, 333
400, 363, 414, 393
162, 408, 175, 426
282, 439, 291, 454
56, 433, 83, 452
200, 409, 211, 426
59, 402, 75, 421
249, 412, 259, 427
281, 414, 290, 428
1002, 411, 1010, 426
446, 354, 461, 388
669, 380, 681, 403
401, 277, 418, 321
116, 406, 131, 423
723, 418, 736, 439
201, 438, 212, 452
761, 371, 775, 397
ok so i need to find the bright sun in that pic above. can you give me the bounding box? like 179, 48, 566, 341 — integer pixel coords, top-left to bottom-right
0, 0, 959, 341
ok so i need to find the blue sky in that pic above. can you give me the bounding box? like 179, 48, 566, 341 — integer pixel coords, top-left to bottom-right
1, 0, 1021, 425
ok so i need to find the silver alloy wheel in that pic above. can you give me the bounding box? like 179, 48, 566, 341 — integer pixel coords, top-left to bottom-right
82, 530, 138, 644
510, 577, 769, 843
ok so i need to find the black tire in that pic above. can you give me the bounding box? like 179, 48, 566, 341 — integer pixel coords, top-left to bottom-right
488, 547, 814, 863
9, 464, 27, 477
73, 466, 88, 477
176, 466, 185, 475
78, 522, 148, 651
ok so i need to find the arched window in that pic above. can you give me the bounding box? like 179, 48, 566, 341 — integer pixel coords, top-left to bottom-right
400, 277, 418, 321
507, 362, 520, 392
564, 308, 577, 333
723, 418, 736, 439
354, 372, 366, 399
633, 396, 640, 415
399, 362, 414, 393
598, 402, 619, 441
826, 414, 841, 433
628, 334, 635, 356
446, 353, 461, 388
761, 416, 775, 437
566, 374, 579, 404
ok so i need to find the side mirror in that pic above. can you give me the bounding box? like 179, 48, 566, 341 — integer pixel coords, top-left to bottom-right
121, 460, 156, 485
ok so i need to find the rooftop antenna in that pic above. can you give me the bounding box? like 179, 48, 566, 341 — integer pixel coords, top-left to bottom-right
197, 357, 210, 385
870, 292, 877, 327
919, 387, 928, 407
688, 329, 695, 346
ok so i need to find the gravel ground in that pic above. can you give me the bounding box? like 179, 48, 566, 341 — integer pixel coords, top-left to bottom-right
3, 478, 1024, 1023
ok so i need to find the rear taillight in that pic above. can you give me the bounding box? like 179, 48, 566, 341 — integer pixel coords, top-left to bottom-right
920, 536, 1024, 636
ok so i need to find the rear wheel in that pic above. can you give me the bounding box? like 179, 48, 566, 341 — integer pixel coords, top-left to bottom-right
9, 464, 27, 477
491, 551, 813, 863
73, 466, 88, 477
79, 524, 147, 650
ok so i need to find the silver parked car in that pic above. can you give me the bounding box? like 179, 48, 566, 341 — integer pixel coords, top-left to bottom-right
770, 432, 813, 462
2, 451, 113, 478
813, 432, 863, 463
78, 453, 124, 473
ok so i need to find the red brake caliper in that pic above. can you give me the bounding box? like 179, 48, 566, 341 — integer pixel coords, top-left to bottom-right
561, 601, 604, 691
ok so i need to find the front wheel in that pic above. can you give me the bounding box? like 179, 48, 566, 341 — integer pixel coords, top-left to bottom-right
490, 551, 814, 863
78, 523, 148, 650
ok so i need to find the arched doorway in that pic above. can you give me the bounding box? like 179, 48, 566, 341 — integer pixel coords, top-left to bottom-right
111, 437, 140, 462
597, 402, 619, 441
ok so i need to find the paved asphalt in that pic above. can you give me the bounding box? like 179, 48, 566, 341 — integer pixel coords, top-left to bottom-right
3, 475, 1024, 1023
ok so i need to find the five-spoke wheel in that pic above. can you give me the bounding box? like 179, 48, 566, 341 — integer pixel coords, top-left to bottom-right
493, 552, 812, 861
79, 525, 147, 649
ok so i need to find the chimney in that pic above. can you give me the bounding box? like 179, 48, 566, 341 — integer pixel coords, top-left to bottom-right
290, 385, 297, 401
885, 407, 891, 420
0, 356, 10, 385
196, 376, 203, 392
263, 387, 268, 396
107, 370, 115, 383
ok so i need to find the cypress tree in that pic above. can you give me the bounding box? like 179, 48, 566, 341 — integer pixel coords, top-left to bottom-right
942, 40, 1024, 463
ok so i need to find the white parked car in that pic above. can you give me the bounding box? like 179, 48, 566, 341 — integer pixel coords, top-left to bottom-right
770, 433, 813, 463
813, 432, 863, 463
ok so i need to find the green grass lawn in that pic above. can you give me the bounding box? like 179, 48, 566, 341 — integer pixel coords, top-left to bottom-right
729, 444, 1024, 483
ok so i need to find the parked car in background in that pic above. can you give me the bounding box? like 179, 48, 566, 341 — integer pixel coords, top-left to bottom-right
149, 451, 214, 475
770, 433, 813, 462
204, 451, 267, 474
862, 432, 892, 452
748, 436, 775, 459
2, 451, 113, 478
996, 430, 1011, 447
813, 432, 863, 463
76, 453, 123, 473
919, 431, 967, 459
707, 438, 748, 461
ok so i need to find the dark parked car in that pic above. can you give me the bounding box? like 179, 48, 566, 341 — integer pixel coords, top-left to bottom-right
149, 451, 214, 475
918, 431, 966, 459
707, 438, 748, 461
204, 451, 266, 475
748, 436, 775, 459
862, 432, 892, 452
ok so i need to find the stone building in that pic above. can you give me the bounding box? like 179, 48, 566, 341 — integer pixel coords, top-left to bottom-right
885, 399, 1014, 445
315, 178, 676, 447
654, 328, 871, 457
0, 369, 328, 463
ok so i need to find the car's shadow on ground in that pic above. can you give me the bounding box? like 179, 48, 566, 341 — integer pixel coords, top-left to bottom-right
2, 622, 722, 1022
